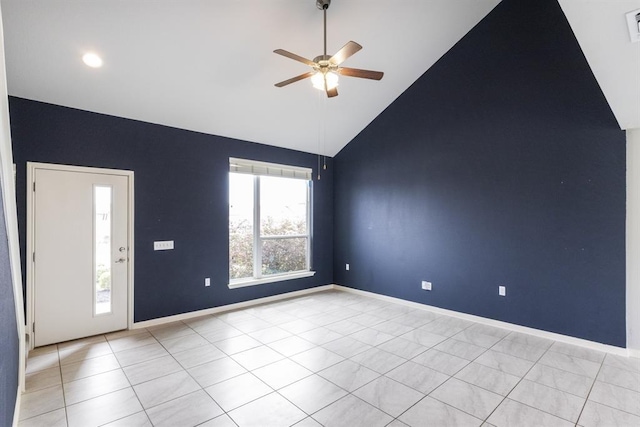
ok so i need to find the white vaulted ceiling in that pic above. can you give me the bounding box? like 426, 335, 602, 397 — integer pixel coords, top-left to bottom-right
558, 0, 640, 131
0, 0, 502, 156
0, 0, 637, 157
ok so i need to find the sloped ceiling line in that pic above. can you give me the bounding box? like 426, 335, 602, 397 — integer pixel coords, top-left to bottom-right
0, 0, 501, 156
558, 0, 640, 131
2, 0, 637, 155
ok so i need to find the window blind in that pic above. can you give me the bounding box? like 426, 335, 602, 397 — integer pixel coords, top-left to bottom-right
229, 157, 312, 181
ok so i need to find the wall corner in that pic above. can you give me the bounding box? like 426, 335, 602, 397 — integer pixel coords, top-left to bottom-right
627, 128, 640, 353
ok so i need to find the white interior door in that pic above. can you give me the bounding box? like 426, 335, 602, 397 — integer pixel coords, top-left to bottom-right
33, 166, 130, 347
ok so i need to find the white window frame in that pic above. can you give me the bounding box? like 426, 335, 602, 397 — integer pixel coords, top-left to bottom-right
228, 158, 315, 289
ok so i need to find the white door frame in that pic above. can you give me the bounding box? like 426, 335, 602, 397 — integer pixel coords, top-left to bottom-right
26, 162, 135, 350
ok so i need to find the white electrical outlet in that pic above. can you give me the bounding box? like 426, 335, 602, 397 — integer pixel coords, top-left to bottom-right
205, 278, 210, 287
499, 285, 506, 296
154, 240, 174, 251
346, 264, 350, 271
421, 281, 432, 291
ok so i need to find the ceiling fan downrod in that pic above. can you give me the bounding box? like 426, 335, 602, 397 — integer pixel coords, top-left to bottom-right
317, 0, 331, 57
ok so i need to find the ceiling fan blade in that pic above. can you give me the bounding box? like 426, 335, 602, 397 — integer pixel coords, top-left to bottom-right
273, 49, 316, 67
326, 86, 338, 98
329, 41, 362, 65
275, 71, 315, 87
338, 67, 384, 80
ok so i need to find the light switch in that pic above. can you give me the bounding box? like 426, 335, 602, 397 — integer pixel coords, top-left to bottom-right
154, 240, 174, 251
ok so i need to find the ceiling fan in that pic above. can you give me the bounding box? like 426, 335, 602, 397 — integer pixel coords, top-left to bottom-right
273, 0, 383, 98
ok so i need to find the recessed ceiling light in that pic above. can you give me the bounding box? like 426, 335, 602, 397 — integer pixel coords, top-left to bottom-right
82, 53, 103, 68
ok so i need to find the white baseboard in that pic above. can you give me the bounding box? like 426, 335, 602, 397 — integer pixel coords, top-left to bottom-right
132, 285, 333, 329
12, 385, 21, 427
15, 282, 634, 426
129, 282, 633, 358
333, 285, 630, 357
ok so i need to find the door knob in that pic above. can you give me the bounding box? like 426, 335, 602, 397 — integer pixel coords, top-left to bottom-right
115, 257, 126, 263
119, 247, 126, 252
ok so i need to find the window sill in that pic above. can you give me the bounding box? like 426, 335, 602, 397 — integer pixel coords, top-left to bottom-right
228, 271, 316, 289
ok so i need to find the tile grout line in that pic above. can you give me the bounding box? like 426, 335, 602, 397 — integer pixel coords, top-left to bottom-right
209, 296, 370, 425
106, 328, 151, 427
19, 346, 62, 424
573, 356, 605, 427
271, 310, 360, 422
412, 337, 496, 423
24, 299, 316, 425
204, 303, 327, 426
21, 345, 68, 425
21, 319, 464, 425
480, 336, 579, 425
385, 323, 492, 425
191, 311, 312, 425
55, 344, 71, 427
594, 369, 640, 393
163, 320, 238, 426
212, 307, 301, 425
278, 301, 553, 425
133, 320, 240, 425
22, 291, 638, 427
400, 329, 551, 425
575, 354, 640, 420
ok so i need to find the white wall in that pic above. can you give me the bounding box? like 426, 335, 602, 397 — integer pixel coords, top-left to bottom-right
0, 1, 26, 397
559, 1, 640, 130
628, 128, 640, 356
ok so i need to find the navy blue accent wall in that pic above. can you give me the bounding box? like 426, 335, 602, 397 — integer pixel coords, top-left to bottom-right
0, 187, 19, 425
333, 0, 626, 346
9, 97, 333, 322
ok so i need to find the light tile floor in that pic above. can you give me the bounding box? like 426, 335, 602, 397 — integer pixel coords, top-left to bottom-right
19, 290, 640, 427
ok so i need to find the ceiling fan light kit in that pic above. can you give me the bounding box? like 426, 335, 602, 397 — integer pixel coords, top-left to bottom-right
312, 70, 339, 90
274, 0, 383, 98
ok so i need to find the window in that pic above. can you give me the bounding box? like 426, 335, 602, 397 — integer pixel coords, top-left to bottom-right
94, 185, 112, 315
229, 158, 314, 288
